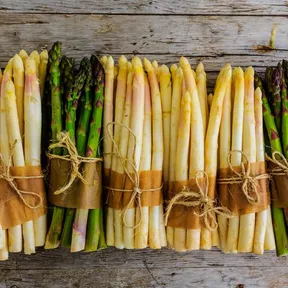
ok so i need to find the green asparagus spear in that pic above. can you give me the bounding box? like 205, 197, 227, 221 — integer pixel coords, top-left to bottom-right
271, 65, 282, 132
85, 55, 107, 251
60, 58, 89, 248
280, 64, 288, 158
255, 73, 288, 257
45, 42, 66, 249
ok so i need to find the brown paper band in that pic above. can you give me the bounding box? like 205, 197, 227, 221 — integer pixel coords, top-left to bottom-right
266, 152, 288, 208
47, 132, 102, 195
48, 159, 102, 209
106, 170, 163, 210
218, 160, 270, 215
166, 171, 233, 231
0, 165, 47, 229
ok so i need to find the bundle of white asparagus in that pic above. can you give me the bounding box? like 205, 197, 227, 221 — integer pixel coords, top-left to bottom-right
217, 66, 275, 254
165, 58, 232, 251
0, 50, 48, 261
105, 56, 166, 249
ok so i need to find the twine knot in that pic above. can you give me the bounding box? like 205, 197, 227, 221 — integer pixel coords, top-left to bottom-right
218, 150, 270, 205
165, 171, 233, 231
47, 132, 103, 195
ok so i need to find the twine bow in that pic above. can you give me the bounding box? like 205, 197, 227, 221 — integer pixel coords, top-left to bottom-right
266, 151, 288, 176
105, 122, 163, 229
0, 151, 43, 209
47, 132, 102, 195
218, 150, 270, 205
165, 171, 233, 231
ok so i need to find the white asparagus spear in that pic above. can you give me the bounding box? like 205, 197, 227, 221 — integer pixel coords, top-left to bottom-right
264, 207, 276, 250
111, 62, 133, 249
187, 70, 205, 250
238, 67, 256, 253
226, 67, 245, 253
167, 65, 183, 248
29, 51, 40, 78
144, 58, 164, 249
218, 69, 232, 253
123, 57, 145, 249
19, 50, 28, 64
174, 91, 191, 252
24, 58, 46, 247
1, 59, 22, 253
5, 79, 36, 255
196, 62, 208, 133
135, 74, 152, 249
253, 87, 267, 255
203, 64, 232, 250
39, 50, 48, 98
0, 230, 8, 261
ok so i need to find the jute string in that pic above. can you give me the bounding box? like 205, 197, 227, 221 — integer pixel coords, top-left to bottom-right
165, 171, 233, 231
217, 150, 270, 205
47, 132, 103, 195
104, 122, 163, 229
0, 144, 43, 209
266, 151, 288, 176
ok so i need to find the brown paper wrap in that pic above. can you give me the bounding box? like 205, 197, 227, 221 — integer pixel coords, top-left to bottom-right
107, 170, 162, 210
269, 168, 288, 208
218, 161, 270, 215
48, 158, 102, 209
166, 176, 216, 230
0, 166, 47, 229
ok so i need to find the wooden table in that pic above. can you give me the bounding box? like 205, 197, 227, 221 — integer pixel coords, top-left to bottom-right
0, 1, 288, 287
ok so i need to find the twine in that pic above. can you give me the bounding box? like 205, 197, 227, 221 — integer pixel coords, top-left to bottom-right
0, 148, 43, 209
104, 122, 163, 229
266, 151, 288, 176
217, 150, 270, 205
47, 132, 103, 195
165, 171, 233, 231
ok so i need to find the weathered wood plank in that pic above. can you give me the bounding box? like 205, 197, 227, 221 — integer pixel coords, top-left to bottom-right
1, 0, 288, 15
0, 14, 286, 62
0, 248, 286, 270
0, 266, 287, 288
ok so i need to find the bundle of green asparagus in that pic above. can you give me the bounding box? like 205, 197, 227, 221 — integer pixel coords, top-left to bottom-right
0, 50, 48, 261
45, 42, 106, 252
255, 62, 288, 257
217, 66, 275, 255
105, 55, 166, 249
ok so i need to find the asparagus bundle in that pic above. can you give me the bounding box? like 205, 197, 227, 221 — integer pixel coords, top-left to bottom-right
45, 43, 106, 252
255, 62, 288, 256
218, 67, 274, 254
0, 52, 47, 260
106, 56, 166, 249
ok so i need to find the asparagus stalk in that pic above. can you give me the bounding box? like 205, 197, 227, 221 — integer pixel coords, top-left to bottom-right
13, 54, 25, 139
45, 42, 65, 249
60, 58, 88, 248
271, 64, 282, 133
226, 67, 245, 253
70, 58, 93, 252
135, 73, 152, 249
218, 68, 232, 253
123, 57, 145, 249
253, 87, 268, 255
85, 55, 106, 251
238, 67, 256, 253
30, 51, 40, 78
5, 79, 36, 255
19, 50, 28, 64
144, 58, 164, 249
167, 65, 183, 248
39, 50, 49, 98
0, 70, 9, 261
24, 57, 46, 247
255, 73, 287, 256
2, 59, 22, 253
204, 63, 232, 250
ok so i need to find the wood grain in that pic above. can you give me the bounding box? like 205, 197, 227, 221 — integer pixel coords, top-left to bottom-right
0, 249, 287, 288
0, 0, 288, 15
0, 14, 285, 64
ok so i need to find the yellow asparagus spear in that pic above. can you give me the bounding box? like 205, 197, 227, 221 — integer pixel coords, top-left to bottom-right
29, 51, 40, 78
19, 50, 28, 64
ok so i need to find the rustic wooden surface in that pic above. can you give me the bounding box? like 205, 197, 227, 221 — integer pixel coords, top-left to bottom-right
0, 1, 288, 287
